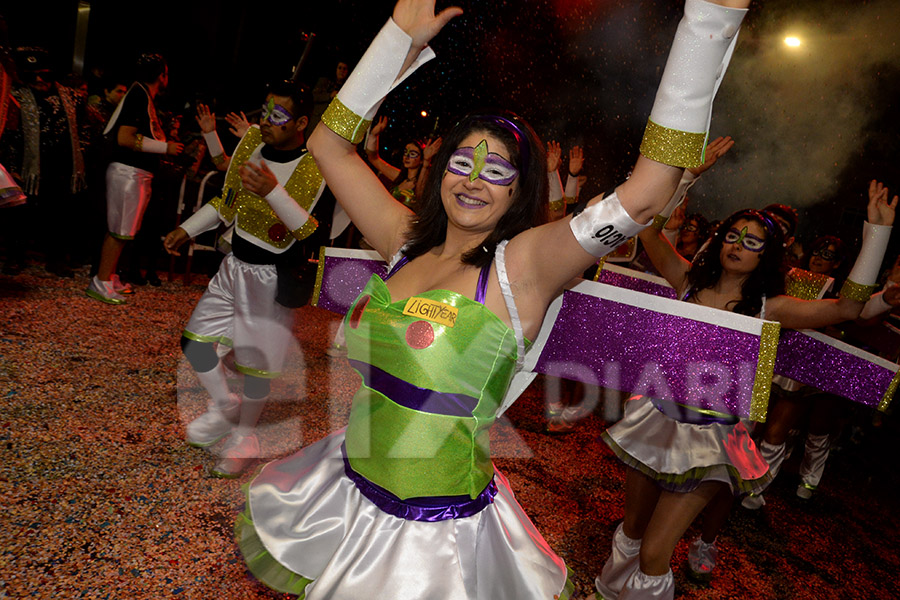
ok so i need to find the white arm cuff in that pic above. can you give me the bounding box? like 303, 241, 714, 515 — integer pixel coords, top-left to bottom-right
548, 171, 563, 203
202, 130, 224, 158
179, 203, 222, 238
659, 170, 697, 219
859, 289, 893, 320
569, 190, 647, 257
265, 184, 312, 231
141, 137, 168, 154
564, 174, 579, 199
337, 19, 436, 122
847, 222, 893, 285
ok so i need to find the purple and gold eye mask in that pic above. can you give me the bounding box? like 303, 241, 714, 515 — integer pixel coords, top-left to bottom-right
446, 140, 519, 186
260, 98, 294, 126
724, 226, 766, 252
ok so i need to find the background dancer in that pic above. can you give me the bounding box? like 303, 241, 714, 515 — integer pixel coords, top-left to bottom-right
163, 80, 331, 478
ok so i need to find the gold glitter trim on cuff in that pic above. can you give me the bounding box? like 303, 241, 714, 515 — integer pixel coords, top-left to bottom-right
640, 119, 706, 169
592, 257, 608, 281
840, 279, 877, 302
321, 98, 372, 145
549, 199, 565, 213
134, 133, 144, 152
211, 153, 226, 166
564, 196, 576, 205
785, 268, 831, 300
750, 321, 781, 423
878, 369, 899, 413
652, 214, 669, 231
311, 245, 327, 307
290, 216, 318, 241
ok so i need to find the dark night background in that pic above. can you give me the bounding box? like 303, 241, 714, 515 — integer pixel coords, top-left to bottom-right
5, 0, 899, 264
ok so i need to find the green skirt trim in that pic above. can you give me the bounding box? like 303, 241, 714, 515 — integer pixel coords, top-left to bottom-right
601, 432, 773, 497
235, 506, 313, 597
559, 566, 576, 600
182, 329, 235, 348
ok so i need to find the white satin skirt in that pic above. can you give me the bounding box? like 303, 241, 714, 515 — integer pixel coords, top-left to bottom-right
602, 395, 771, 496
238, 430, 571, 599
105, 162, 153, 239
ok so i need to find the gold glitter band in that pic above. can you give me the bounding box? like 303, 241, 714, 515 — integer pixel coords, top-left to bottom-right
311, 245, 327, 307
291, 216, 318, 242
878, 369, 899, 413
592, 257, 608, 281
321, 98, 372, 145
564, 196, 576, 205
639, 119, 706, 169
134, 133, 144, 152
652, 214, 669, 231
211, 153, 225, 166
549, 199, 565, 213
785, 268, 831, 300
750, 321, 781, 422
840, 279, 877, 302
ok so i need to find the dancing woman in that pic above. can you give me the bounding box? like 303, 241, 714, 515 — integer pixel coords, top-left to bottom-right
365, 115, 440, 209
595, 191, 894, 598
235, 0, 752, 597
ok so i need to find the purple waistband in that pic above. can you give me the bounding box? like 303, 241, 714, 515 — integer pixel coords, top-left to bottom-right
348, 359, 480, 417
342, 444, 497, 522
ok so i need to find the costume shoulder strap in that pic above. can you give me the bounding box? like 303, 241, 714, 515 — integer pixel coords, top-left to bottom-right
494, 240, 525, 369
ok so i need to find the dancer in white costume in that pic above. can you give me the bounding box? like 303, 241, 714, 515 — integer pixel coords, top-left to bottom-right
164, 81, 329, 478
595, 187, 894, 598
236, 0, 753, 597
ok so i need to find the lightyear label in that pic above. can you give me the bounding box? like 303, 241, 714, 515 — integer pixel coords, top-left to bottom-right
403, 297, 458, 328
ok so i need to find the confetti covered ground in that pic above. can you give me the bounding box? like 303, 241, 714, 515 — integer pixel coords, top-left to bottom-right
2, 263, 899, 599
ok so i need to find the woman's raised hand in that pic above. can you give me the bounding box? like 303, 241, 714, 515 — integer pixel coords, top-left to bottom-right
226, 111, 250, 138
424, 137, 442, 162
371, 116, 389, 137
546, 140, 561, 173
392, 0, 463, 50
568, 146, 584, 176
868, 179, 898, 227
195, 103, 216, 134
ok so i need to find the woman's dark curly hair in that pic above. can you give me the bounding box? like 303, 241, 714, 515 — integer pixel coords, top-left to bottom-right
402, 111, 548, 268
687, 209, 786, 316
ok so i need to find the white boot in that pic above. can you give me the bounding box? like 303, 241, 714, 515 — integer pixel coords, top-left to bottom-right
619, 569, 674, 600
186, 364, 240, 447
797, 433, 831, 499
210, 431, 260, 478
210, 394, 268, 477
686, 536, 718, 582
595, 523, 642, 600
741, 440, 785, 510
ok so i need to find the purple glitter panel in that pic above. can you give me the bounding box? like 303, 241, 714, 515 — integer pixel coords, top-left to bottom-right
534, 290, 763, 417
597, 270, 677, 299
774, 330, 895, 407
317, 255, 388, 314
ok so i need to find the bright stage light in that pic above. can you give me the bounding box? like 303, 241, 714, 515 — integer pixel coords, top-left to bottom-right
784, 36, 802, 48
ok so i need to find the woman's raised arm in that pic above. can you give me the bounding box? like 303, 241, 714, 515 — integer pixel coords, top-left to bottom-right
307, 0, 462, 260
767, 180, 896, 329
507, 0, 751, 313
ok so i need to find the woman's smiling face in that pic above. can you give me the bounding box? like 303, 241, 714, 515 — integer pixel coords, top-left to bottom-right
440, 131, 519, 235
